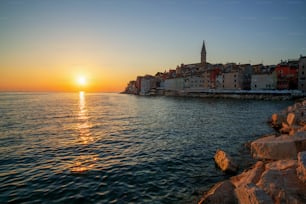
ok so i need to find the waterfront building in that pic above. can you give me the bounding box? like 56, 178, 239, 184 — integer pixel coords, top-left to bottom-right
251, 72, 277, 90
238, 64, 252, 90
124, 41, 303, 94
168, 69, 177, 78
124, 80, 137, 94
203, 68, 221, 89
139, 75, 157, 95
275, 63, 298, 90
252, 64, 264, 74
164, 77, 185, 90
298, 56, 306, 92
135, 76, 143, 94
184, 75, 204, 89
221, 71, 243, 90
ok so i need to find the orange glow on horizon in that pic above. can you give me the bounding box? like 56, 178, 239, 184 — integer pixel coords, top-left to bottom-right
0, 65, 130, 93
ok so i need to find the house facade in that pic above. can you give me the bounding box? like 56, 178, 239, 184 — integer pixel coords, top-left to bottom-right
251, 72, 277, 90
164, 77, 185, 90
221, 71, 243, 90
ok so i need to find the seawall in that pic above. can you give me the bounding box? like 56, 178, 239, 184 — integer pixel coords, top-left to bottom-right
161, 89, 303, 100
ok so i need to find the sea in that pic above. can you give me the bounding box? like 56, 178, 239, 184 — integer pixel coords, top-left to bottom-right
0, 92, 293, 203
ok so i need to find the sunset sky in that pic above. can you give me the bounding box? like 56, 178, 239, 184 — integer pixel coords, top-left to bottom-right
0, 0, 305, 92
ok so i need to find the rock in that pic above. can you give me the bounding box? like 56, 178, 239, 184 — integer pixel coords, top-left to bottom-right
234, 183, 273, 204
295, 132, 306, 152
198, 180, 238, 204
230, 161, 264, 188
280, 122, 291, 134
297, 151, 306, 183
251, 135, 297, 160
271, 113, 277, 124
256, 160, 306, 203
287, 112, 295, 126
271, 113, 286, 130
282, 122, 289, 129
214, 149, 238, 173
251, 133, 306, 160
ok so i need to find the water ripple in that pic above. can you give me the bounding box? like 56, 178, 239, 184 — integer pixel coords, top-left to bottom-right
0, 93, 292, 203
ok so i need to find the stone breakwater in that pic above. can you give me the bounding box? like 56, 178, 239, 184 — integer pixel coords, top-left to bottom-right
198, 99, 306, 204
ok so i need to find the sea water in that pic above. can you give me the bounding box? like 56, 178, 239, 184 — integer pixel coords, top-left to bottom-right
0, 92, 292, 203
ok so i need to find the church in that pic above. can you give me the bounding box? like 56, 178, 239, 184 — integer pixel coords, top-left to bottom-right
175, 40, 208, 77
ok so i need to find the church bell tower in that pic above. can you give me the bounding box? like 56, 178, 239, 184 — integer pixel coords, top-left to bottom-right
201, 40, 206, 66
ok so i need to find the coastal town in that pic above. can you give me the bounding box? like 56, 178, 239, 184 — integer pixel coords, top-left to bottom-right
124, 41, 306, 98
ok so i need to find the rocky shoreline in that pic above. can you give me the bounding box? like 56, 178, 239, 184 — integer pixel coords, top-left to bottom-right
198, 99, 306, 204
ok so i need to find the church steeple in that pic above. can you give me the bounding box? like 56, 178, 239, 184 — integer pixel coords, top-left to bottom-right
201, 40, 206, 66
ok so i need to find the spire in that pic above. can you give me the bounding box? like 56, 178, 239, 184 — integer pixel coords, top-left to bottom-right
201, 40, 206, 65
201, 40, 206, 54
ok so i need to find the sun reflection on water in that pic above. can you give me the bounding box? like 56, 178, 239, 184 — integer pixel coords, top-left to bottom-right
78, 91, 93, 145
69, 91, 97, 173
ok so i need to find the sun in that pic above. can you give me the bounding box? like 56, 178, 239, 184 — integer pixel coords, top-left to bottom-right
77, 76, 87, 86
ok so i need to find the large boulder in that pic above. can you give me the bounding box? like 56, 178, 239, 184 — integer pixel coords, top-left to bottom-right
271, 113, 286, 130
297, 151, 306, 183
198, 180, 237, 204
230, 161, 264, 188
287, 112, 296, 126
256, 160, 306, 203
234, 183, 272, 204
214, 149, 238, 173
251, 132, 306, 160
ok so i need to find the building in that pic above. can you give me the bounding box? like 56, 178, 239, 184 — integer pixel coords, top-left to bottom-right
164, 77, 185, 90
139, 75, 156, 95
298, 56, 306, 92
238, 64, 252, 90
221, 71, 243, 90
124, 80, 137, 94
251, 72, 277, 90
135, 76, 143, 94
203, 68, 221, 89
252, 64, 264, 74
184, 75, 204, 89
275, 63, 298, 90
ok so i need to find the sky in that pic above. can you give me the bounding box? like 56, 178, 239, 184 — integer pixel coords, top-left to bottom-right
0, 0, 305, 92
